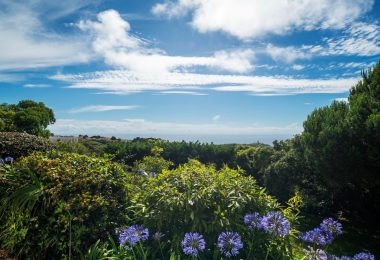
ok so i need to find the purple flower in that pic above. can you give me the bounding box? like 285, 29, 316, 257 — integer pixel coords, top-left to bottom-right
303, 246, 328, 260
353, 253, 375, 260
244, 213, 263, 230
320, 218, 343, 236
261, 212, 290, 237
181, 232, 206, 256
217, 232, 243, 257
299, 227, 334, 245
118, 225, 149, 247
4, 156, 14, 163
137, 169, 147, 175
300, 217, 343, 246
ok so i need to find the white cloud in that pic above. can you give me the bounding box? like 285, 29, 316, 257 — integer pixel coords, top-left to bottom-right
157, 91, 208, 95
266, 44, 311, 63
267, 22, 380, 62
212, 115, 221, 122
0, 73, 22, 82
152, 0, 373, 39
334, 97, 349, 103
69, 105, 138, 113
0, 0, 92, 71
292, 65, 305, 71
77, 10, 254, 74
51, 69, 358, 96
49, 118, 301, 136
23, 84, 51, 88
302, 22, 380, 57
320, 22, 380, 56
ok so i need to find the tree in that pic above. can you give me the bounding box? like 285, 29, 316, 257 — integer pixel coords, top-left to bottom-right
298, 61, 380, 221
0, 100, 55, 137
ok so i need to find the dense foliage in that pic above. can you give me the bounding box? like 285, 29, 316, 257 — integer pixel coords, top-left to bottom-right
0, 100, 55, 137
0, 152, 131, 259
131, 160, 287, 256
0, 132, 54, 159
1, 62, 380, 258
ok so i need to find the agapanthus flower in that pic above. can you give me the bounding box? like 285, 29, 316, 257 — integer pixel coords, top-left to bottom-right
261, 211, 290, 237
340, 256, 352, 260
118, 225, 149, 247
4, 156, 13, 163
303, 246, 328, 260
244, 213, 263, 230
137, 169, 148, 175
153, 232, 165, 241
181, 232, 206, 256
299, 227, 334, 245
320, 218, 343, 236
353, 253, 375, 260
217, 232, 243, 257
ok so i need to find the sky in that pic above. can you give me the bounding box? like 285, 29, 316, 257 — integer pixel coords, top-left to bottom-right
1, 0, 380, 144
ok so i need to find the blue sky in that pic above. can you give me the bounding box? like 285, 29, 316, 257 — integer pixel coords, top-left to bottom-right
1, 0, 379, 143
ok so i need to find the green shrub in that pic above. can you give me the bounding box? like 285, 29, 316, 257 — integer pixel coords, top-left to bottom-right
0, 132, 54, 159
131, 160, 294, 257
0, 152, 132, 259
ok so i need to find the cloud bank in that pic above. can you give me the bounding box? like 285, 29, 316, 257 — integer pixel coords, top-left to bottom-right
152, 0, 374, 39
78, 10, 255, 74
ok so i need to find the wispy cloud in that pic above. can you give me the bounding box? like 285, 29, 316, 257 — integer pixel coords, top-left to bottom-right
52, 70, 358, 96
212, 115, 221, 122
292, 65, 305, 70
266, 44, 311, 64
152, 0, 373, 39
0, 0, 92, 71
157, 91, 208, 95
266, 22, 380, 64
334, 97, 349, 103
307, 22, 380, 57
0, 73, 22, 82
23, 84, 51, 88
49, 118, 302, 136
69, 105, 138, 113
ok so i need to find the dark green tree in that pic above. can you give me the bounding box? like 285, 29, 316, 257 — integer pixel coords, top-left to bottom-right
0, 100, 55, 137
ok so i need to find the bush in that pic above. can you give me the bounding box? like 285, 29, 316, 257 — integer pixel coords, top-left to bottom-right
131, 160, 300, 258
0, 132, 54, 159
0, 152, 132, 259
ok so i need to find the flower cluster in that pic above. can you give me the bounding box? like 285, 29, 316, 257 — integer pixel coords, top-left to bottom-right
116, 216, 373, 259
299, 227, 334, 246
353, 253, 375, 260
0, 156, 14, 164
244, 212, 263, 230
181, 232, 206, 256
244, 211, 290, 237
118, 225, 149, 249
299, 218, 342, 245
320, 218, 343, 236
217, 232, 244, 257
303, 246, 328, 260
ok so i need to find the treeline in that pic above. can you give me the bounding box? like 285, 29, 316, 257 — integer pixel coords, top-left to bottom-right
56, 136, 265, 169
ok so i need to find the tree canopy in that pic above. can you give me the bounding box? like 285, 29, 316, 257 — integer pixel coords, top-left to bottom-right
0, 100, 55, 137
